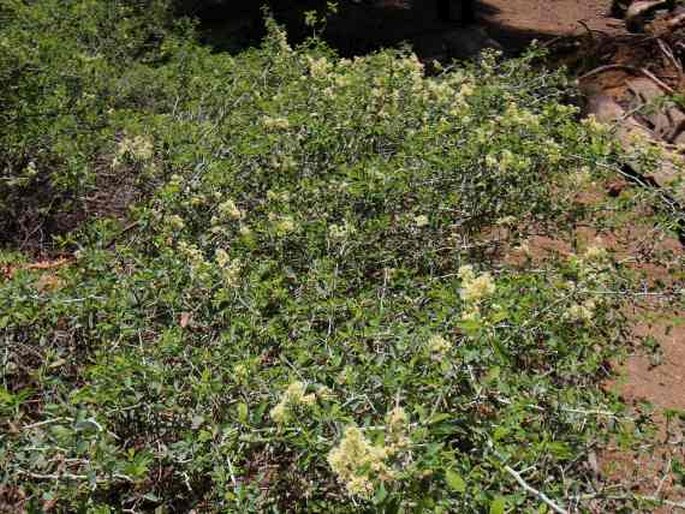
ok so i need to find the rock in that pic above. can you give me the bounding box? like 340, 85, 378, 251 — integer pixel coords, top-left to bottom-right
666, 8, 685, 29
584, 90, 685, 205
611, 0, 631, 19
627, 78, 685, 143
625, 0, 670, 32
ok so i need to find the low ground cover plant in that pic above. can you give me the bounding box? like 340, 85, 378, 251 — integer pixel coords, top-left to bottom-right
0, 1, 646, 511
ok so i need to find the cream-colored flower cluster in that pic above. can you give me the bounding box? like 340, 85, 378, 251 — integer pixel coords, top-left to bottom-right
567, 166, 593, 189
177, 241, 215, 283
385, 406, 410, 454
115, 134, 154, 163
214, 249, 242, 287
262, 116, 290, 131
570, 241, 611, 280
268, 22, 291, 53
328, 221, 355, 241
458, 264, 496, 321
269, 214, 296, 236
178, 241, 205, 267
268, 154, 297, 172
458, 265, 496, 303
306, 55, 332, 79
328, 426, 390, 498
164, 214, 185, 231
266, 190, 291, 202
413, 215, 429, 228
208, 198, 244, 235
581, 114, 605, 134
458, 82, 475, 99
567, 299, 596, 322
270, 381, 316, 425
425, 80, 453, 103
233, 363, 249, 384
328, 406, 411, 498
427, 333, 450, 359
500, 101, 540, 128
216, 199, 243, 221
584, 245, 608, 262
565, 242, 611, 322
485, 149, 529, 173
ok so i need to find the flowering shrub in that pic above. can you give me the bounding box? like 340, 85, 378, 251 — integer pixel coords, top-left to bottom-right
328, 426, 392, 497
0, 2, 642, 512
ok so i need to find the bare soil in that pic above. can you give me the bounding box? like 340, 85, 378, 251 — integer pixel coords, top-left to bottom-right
479, 0, 625, 48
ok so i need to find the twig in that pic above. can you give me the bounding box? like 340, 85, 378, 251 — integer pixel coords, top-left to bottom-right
17, 469, 133, 483
578, 64, 675, 93
576, 492, 685, 510
503, 464, 569, 514
2, 257, 73, 279
580, 288, 685, 297
657, 38, 682, 79
105, 220, 141, 249
578, 64, 639, 81
654, 458, 672, 499
575, 156, 683, 222
577, 20, 596, 43
226, 454, 238, 488
644, 496, 685, 510
20, 417, 70, 431
640, 67, 675, 94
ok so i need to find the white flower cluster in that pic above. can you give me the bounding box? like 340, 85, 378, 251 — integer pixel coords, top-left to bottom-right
413, 215, 429, 228
328, 221, 356, 241
328, 426, 389, 497
458, 265, 496, 303
500, 101, 540, 128
485, 149, 529, 173
328, 406, 411, 498
458, 264, 496, 321
215, 199, 243, 222
427, 333, 450, 359
164, 214, 185, 231
262, 116, 290, 131
306, 55, 332, 79
214, 249, 242, 287
565, 243, 611, 322
270, 381, 316, 425
269, 214, 296, 236
115, 134, 154, 162
567, 299, 596, 322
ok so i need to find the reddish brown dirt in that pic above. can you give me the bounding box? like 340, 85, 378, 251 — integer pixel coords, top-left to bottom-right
480, 0, 622, 36
630, 332, 685, 396
501, 169, 685, 509
477, 0, 626, 52
475, 1, 685, 506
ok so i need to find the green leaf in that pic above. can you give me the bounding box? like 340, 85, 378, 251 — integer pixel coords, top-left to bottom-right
445, 469, 466, 493
373, 482, 387, 504
490, 497, 506, 514
237, 402, 249, 424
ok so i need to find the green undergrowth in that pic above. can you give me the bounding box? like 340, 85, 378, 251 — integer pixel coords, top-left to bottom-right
0, 1, 655, 511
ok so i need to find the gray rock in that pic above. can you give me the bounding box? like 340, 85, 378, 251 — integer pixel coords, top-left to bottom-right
625, 0, 670, 32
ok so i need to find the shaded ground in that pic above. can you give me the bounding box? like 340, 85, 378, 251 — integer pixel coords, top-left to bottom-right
193, 0, 624, 58
196, 0, 499, 59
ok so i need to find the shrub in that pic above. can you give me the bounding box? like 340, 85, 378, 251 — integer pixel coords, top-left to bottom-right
0, 3, 631, 512
0, 0, 179, 247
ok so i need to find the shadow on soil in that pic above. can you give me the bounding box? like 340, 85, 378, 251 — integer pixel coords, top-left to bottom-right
185, 0, 558, 59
